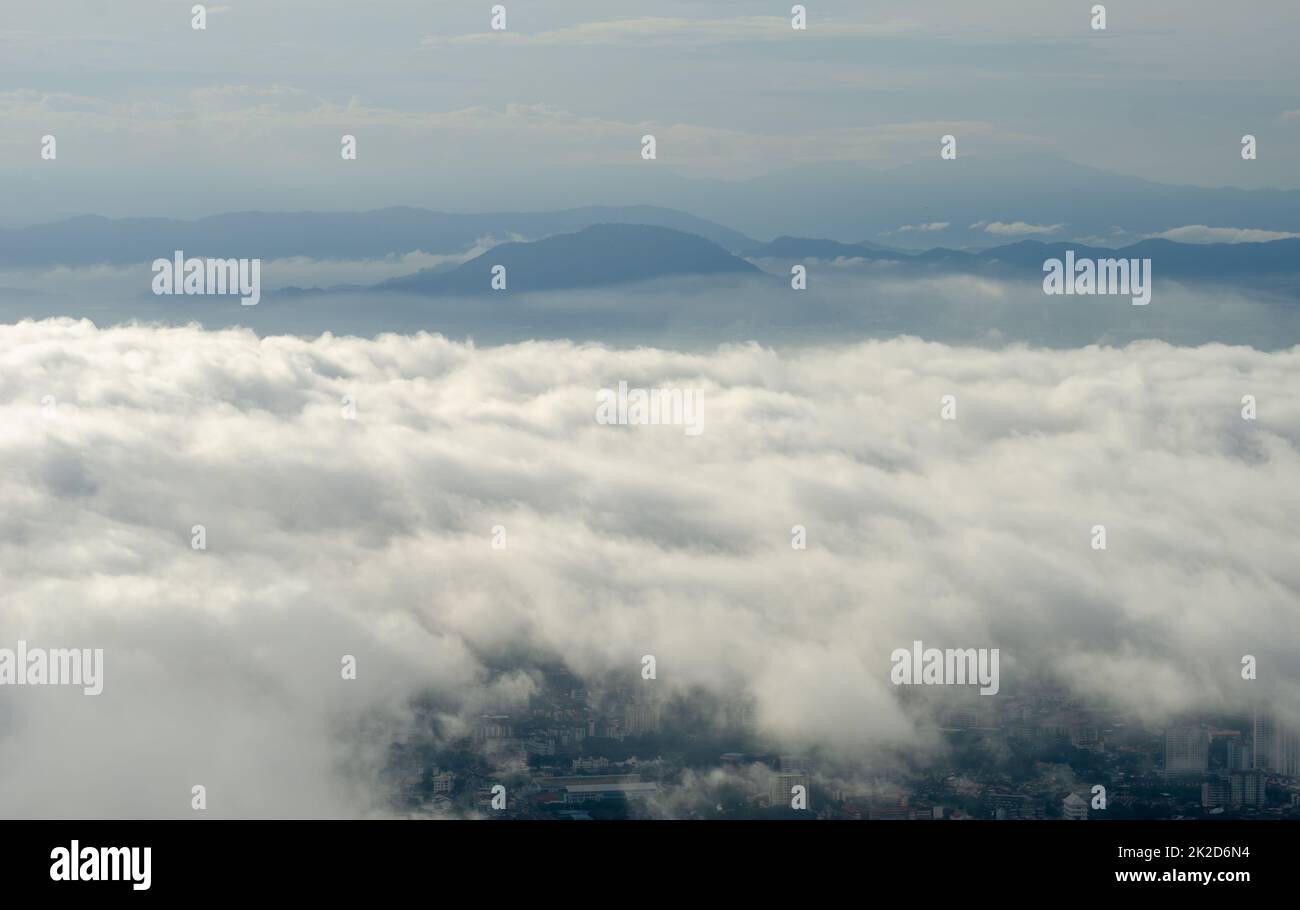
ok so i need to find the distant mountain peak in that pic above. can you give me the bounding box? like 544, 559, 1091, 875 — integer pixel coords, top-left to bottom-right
378, 223, 761, 295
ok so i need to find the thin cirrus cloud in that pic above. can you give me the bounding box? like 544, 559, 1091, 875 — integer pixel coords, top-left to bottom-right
421, 16, 922, 48
0, 85, 1035, 206
0, 88, 1017, 171
2, 0, 1299, 197
1, 318, 1296, 817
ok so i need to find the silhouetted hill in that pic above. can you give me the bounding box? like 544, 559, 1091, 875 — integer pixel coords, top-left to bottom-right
741, 234, 1300, 286
571, 154, 1300, 248
742, 237, 904, 260
968, 238, 1300, 281
376, 223, 761, 294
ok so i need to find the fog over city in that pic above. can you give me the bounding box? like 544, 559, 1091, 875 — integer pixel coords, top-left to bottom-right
3, 319, 1296, 816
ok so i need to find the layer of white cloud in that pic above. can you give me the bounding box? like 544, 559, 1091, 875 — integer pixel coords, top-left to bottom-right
1, 319, 1297, 817
971, 220, 1065, 236
1148, 225, 1300, 244
0, 242, 502, 299
890, 222, 950, 233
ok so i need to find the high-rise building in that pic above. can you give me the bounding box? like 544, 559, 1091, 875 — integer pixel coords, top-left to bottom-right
1253, 708, 1299, 777
1165, 724, 1209, 778
769, 771, 810, 810
1208, 729, 1240, 772
1202, 771, 1265, 808
1202, 779, 1229, 809
1226, 736, 1253, 772
1231, 771, 1266, 807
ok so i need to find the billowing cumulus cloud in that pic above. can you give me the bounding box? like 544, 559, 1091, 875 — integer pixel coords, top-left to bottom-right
1, 319, 1298, 817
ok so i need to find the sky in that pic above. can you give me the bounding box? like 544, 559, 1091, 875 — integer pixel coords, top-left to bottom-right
1, 0, 1298, 223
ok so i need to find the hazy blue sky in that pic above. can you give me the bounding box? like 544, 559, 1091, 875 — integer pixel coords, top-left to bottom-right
1, 0, 1297, 222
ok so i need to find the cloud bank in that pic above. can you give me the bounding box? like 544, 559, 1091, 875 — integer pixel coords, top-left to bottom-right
1148, 225, 1300, 244
1, 319, 1297, 817
971, 220, 1065, 236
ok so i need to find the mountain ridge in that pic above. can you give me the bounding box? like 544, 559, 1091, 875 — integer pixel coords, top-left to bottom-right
0, 206, 758, 267
373, 223, 762, 295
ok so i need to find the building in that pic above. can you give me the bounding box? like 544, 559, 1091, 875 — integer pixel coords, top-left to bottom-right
724, 696, 758, 731
769, 771, 810, 810
1062, 792, 1089, 820
475, 715, 512, 745
988, 791, 1037, 820
1227, 735, 1254, 772
1253, 709, 1299, 777
1164, 724, 1209, 778
563, 782, 660, 804
1202, 771, 1264, 809
622, 702, 661, 736
1070, 721, 1105, 753
538, 773, 639, 790
1231, 771, 1266, 807
1201, 779, 1229, 809
523, 736, 556, 756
